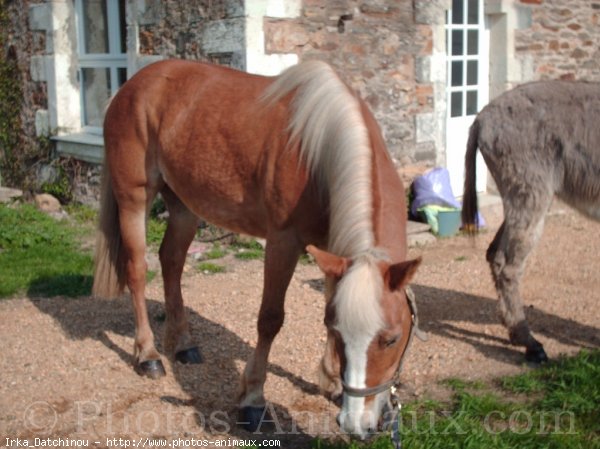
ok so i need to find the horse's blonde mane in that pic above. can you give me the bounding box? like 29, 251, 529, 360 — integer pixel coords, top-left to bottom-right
263, 61, 384, 340
263, 60, 374, 258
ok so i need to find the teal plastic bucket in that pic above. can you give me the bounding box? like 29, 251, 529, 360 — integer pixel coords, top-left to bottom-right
437, 209, 461, 237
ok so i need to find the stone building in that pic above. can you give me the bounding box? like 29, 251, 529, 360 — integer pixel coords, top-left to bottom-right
3, 0, 600, 196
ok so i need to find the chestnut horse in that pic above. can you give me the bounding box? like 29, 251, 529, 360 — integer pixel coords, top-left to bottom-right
93, 60, 421, 438
462, 80, 600, 363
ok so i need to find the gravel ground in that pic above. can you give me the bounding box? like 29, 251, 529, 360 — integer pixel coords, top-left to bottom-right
0, 199, 598, 448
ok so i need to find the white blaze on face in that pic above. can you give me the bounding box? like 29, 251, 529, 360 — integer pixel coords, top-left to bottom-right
333, 258, 385, 437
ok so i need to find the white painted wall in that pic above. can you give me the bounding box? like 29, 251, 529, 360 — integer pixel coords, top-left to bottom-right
245, 0, 300, 75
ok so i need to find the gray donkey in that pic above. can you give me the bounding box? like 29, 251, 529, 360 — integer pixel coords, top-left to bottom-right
462, 81, 600, 363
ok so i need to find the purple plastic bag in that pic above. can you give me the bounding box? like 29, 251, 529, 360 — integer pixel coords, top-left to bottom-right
410, 167, 461, 216
410, 167, 486, 227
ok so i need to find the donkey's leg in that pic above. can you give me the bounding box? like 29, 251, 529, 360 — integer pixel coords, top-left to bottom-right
490, 192, 552, 363
238, 229, 301, 431
159, 186, 202, 364
118, 187, 166, 378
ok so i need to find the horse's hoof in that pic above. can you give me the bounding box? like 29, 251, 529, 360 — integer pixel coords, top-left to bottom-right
136, 359, 166, 379
525, 346, 549, 364
238, 406, 271, 433
175, 347, 203, 364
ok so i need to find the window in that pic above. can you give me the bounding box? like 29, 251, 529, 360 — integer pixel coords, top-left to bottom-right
75, 0, 127, 132
446, 0, 484, 118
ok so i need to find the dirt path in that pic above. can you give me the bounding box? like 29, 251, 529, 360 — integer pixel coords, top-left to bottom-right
1, 200, 598, 448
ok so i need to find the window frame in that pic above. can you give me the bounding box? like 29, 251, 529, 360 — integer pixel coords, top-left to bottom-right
74, 0, 127, 134
445, 0, 486, 118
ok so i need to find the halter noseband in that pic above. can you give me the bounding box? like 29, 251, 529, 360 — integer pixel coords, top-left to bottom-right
339, 287, 426, 448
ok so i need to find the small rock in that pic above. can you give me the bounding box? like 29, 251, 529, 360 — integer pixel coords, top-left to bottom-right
0, 187, 23, 203
35, 193, 62, 213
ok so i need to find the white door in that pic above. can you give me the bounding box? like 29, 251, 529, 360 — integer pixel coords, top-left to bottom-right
445, 0, 489, 196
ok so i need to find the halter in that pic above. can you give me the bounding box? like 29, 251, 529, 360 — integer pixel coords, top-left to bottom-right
340, 287, 427, 448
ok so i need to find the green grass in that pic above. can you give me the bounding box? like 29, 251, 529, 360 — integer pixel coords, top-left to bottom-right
312, 350, 600, 449
299, 253, 315, 265
234, 248, 264, 260
146, 217, 167, 246
64, 203, 98, 225
231, 238, 265, 261
0, 203, 93, 298
197, 262, 226, 274
202, 243, 228, 260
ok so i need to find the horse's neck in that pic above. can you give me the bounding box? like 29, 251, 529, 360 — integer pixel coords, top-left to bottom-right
370, 140, 408, 263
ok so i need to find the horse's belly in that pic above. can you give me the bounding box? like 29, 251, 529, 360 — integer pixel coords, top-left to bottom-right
194, 198, 268, 237
163, 164, 267, 237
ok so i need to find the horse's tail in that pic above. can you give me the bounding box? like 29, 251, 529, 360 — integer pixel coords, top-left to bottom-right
92, 162, 127, 298
461, 118, 480, 234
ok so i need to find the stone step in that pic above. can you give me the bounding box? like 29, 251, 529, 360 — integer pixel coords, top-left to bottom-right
408, 231, 437, 248
407, 220, 431, 235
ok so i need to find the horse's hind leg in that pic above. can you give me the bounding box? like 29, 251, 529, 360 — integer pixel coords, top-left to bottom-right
238, 229, 301, 431
159, 186, 202, 364
117, 184, 166, 378
489, 189, 553, 363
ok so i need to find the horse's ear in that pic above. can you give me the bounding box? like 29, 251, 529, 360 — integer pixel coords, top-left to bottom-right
387, 257, 422, 291
306, 245, 350, 278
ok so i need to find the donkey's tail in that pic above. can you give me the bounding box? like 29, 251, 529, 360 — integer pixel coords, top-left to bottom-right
92, 162, 127, 298
461, 118, 481, 234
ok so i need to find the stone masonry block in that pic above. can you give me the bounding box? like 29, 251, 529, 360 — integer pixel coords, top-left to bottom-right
202, 18, 245, 54
35, 110, 50, 137
135, 0, 163, 26
264, 19, 310, 53
415, 112, 437, 144
414, 0, 451, 25
29, 3, 51, 31
30, 55, 47, 82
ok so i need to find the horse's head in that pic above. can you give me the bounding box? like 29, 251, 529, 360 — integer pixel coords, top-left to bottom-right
307, 245, 421, 439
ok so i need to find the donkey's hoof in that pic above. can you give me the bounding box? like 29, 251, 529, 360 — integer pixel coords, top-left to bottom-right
175, 347, 203, 364
136, 359, 166, 379
238, 406, 271, 433
525, 346, 549, 364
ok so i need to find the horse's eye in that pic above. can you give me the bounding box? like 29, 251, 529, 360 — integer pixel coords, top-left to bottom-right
380, 334, 400, 348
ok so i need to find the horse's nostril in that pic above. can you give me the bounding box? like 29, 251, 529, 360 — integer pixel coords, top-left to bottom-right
336, 414, 342, 427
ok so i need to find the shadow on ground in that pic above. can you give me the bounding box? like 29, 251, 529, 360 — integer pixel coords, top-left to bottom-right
31, 293, 321, 447
28, 278, 600, 445
412, 284, 600, 363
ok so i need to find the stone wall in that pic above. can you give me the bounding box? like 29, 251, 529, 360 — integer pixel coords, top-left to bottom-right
3, 0, 47, 143
136, 0, 246, 69
515, 0, 600, 81
263, 0, 436, 163
1, 0, 48, 187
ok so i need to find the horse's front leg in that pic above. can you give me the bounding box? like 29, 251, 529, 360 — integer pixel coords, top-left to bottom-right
238, 229, 301, 431
160, 187, 202, 364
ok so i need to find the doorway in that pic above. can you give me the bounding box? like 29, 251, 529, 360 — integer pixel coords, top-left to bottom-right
445, 0, 489, 196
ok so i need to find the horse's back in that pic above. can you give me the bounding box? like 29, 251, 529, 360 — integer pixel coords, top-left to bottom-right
103, 60, 316, 236
104, 60, 272, 147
